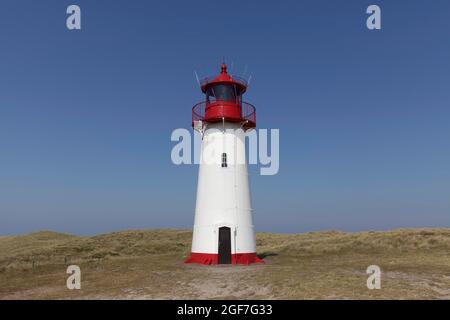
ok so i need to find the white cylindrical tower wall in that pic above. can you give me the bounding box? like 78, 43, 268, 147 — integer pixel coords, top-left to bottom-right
190, 122, 257, 258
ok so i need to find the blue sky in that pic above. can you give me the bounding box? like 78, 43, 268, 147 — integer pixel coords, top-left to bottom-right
0, 0, 449, 235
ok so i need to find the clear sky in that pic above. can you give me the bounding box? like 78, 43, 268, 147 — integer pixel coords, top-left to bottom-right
1, 0, 449, 235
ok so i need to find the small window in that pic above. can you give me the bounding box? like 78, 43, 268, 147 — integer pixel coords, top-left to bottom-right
221, 153, 227, 168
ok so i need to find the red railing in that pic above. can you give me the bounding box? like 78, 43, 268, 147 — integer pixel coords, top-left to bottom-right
192, 101, 256, 129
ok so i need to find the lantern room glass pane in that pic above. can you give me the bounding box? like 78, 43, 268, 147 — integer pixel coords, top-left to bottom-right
207, 84, 241, 102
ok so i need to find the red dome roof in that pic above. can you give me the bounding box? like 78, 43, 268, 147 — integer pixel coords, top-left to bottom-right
200, 63, 247, 94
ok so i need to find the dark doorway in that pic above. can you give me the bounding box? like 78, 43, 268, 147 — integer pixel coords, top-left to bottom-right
218, 227, 232, 264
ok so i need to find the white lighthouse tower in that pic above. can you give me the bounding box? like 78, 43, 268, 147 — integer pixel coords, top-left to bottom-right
185, 63, 263, 265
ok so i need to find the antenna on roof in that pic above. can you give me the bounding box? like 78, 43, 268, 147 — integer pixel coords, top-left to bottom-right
222, 56, 226, 65
243, 65, 248, 77
194, 70, 200, 87
247, 74, 253, 87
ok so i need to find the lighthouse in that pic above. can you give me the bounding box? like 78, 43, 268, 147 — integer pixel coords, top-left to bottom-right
185, 63, 263, 265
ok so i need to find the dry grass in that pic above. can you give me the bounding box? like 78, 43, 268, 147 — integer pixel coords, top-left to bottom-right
0, 228, 449, 299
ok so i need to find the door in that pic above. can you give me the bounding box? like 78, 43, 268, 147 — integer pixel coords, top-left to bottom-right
218, 227, 232, 264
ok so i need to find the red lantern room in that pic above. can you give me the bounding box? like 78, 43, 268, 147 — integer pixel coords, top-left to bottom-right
192, 63, 256, 131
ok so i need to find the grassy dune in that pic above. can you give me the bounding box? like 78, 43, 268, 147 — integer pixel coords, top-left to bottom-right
0, 228, 449, 299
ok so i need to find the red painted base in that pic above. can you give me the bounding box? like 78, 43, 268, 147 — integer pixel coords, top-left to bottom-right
184, 252, 264, 265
